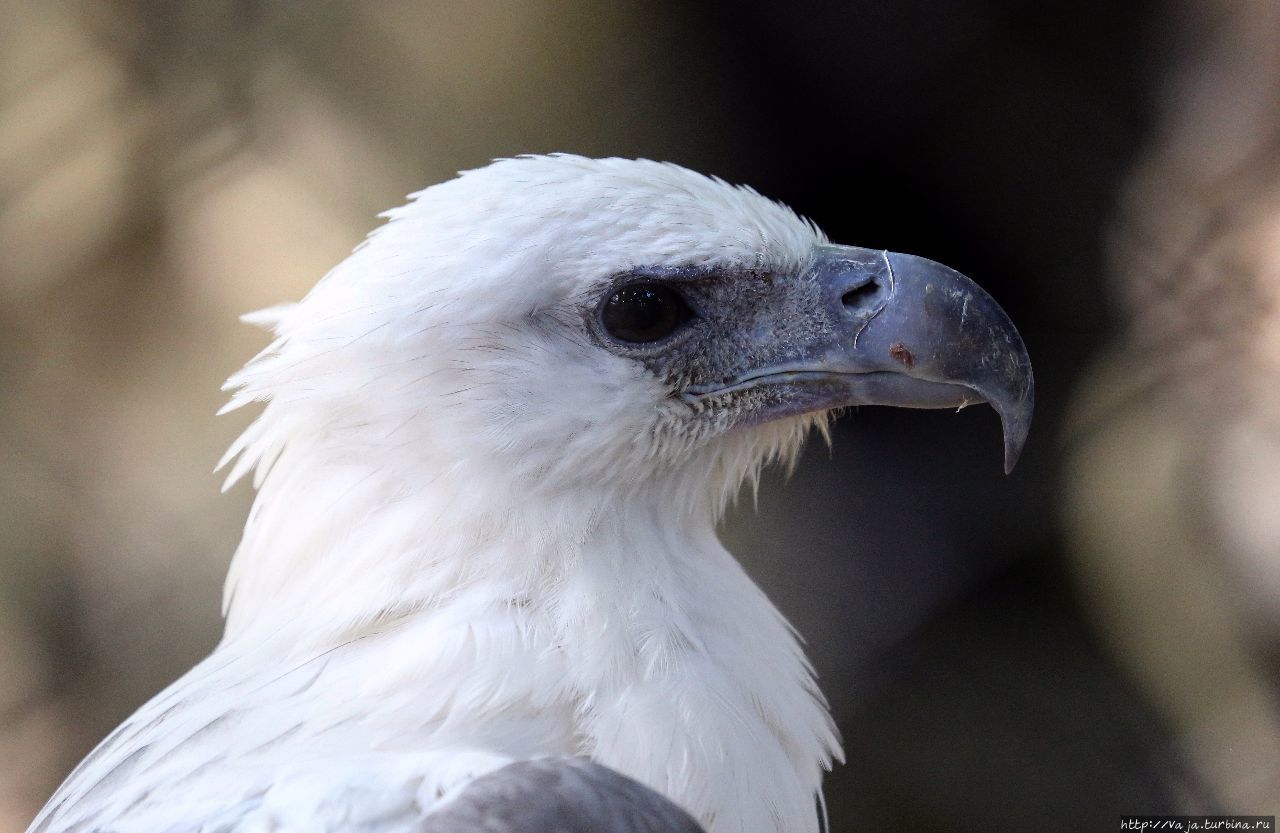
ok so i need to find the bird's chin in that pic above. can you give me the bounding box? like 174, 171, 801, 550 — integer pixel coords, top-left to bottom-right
687, 371, 985, 433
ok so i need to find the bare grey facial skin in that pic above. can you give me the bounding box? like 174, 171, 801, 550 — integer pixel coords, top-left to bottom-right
589, 245, 1033, 472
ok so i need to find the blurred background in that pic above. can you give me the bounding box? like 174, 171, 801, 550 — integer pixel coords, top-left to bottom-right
2, 0, 1279, 830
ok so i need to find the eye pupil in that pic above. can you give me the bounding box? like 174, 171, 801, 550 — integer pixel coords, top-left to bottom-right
601, 283, 693, 343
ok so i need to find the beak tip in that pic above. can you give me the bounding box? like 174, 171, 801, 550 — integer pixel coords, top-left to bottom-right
1003, 445, 1022, 475
998, 388, 1034, 475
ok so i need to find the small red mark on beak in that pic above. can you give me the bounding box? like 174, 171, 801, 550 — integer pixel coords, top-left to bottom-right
889, 341, 914, 368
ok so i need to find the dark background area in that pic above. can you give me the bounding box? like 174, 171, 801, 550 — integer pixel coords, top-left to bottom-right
716, 2, 1172, 828
3, 1, 1278, 830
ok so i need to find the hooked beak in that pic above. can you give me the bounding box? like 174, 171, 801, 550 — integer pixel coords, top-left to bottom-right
687, 245, 1035, 472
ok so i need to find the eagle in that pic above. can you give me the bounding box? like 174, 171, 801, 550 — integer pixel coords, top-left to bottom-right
27, 155, 1032, 833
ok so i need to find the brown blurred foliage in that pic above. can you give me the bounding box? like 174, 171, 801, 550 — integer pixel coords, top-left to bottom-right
2, 0, 1279, 829
1064, 0, 1280, 809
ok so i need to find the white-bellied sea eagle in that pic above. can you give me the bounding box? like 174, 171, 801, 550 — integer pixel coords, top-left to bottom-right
27, 155, 1033, 833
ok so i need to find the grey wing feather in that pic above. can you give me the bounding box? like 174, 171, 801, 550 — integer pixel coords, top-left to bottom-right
419, 759, 706, 833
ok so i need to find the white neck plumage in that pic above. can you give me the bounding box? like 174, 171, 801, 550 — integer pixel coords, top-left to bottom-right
213, 426, 840, 833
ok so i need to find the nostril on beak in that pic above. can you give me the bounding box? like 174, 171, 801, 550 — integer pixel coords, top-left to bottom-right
841, 279, 879, 309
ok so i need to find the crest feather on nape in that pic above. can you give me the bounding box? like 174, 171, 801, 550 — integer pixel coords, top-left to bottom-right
239, 304, 297, 330
215, 303, 305, 492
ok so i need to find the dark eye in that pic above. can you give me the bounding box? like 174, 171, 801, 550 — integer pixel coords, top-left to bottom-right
600, 283, 694, 343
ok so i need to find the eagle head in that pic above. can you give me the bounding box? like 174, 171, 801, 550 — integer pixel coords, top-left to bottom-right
221, 155, 1031, 511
